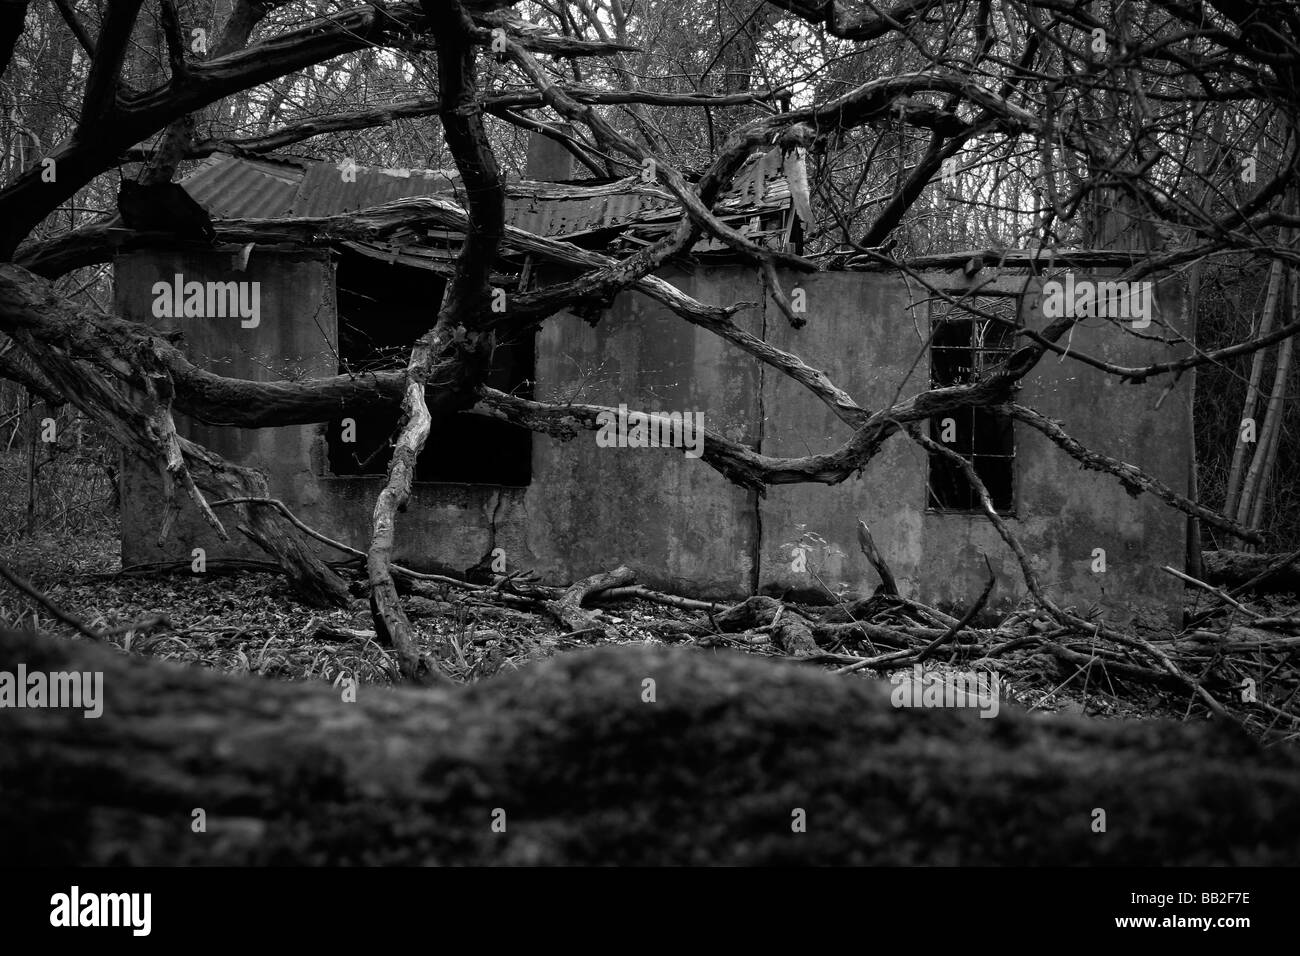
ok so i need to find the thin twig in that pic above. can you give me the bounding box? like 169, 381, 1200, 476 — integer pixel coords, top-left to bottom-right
0, 560, 103, 640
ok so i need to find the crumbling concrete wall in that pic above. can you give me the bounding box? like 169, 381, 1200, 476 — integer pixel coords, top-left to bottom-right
117, 249, 1190, 619
758, 267, 1189, 625
118, 247, 338, 571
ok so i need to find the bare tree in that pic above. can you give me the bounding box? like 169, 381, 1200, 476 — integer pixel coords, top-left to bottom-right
3, 0, 1300, 867
0, 0, 1297, 677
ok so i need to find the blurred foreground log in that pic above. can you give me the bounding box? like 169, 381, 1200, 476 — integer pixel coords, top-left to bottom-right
1, 627, 1298, 865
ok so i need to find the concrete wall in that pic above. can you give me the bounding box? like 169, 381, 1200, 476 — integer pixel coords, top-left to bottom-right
758, 268, 1189, 624
118, 247, 338, 569
117, 249, 1190, 619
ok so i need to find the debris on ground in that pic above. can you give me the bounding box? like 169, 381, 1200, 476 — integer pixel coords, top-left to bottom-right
3, 531, 1298, 736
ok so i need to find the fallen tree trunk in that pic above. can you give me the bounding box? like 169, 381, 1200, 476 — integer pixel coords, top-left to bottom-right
1202, 550, 1300, 594
187, 441, 350, 609
0, 267, 351, 608
709, 594, 819, 654
1, 629, 1298, 865
543, 565, 635, 638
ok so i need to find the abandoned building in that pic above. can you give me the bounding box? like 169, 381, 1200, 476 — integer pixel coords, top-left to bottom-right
115, 136, 1193, 622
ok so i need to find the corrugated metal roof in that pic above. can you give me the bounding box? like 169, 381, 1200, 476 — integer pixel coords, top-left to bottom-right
291, 162, 462, 216
180, 148, 794, 247
181, 154, 303, 219
179, 154, 464, 220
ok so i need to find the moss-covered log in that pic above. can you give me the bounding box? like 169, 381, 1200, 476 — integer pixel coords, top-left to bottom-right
0, 628, 1297, 865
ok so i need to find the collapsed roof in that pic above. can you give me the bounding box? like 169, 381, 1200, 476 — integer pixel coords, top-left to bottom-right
179, 148, 800, 267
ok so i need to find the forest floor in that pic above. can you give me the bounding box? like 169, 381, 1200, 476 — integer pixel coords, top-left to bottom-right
2, 528, 1297, 731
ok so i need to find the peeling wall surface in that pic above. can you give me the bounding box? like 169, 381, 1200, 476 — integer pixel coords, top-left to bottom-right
118, 249, 1190, 622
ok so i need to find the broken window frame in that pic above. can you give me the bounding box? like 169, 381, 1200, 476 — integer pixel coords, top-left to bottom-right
925, 293, 1020, 515
323, 251, 536, 487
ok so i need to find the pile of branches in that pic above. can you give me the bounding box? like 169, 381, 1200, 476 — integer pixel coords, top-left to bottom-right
5, 495, 1300, 738
375, 514, 1300, 734
333, 538, 1300, 737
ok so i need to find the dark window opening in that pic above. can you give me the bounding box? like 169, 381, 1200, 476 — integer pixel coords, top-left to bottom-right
927, 296, 1018, 513
324, 254, 534, 485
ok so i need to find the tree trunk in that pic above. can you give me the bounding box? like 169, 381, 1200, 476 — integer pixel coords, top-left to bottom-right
1236, 325, 1292, 537
1184, 165, 1203, 575
0, 310, 350, 607
1201, 549, 1300, 593
367, 330, 445, 683
857, 518, 899, 595
1, 628, 1297, 865
188, 443, 351, 608
23, 389, 35, 534
1223, 257, 1284, 517
1245, 274, 1297, 535
367, 4, 506, 678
